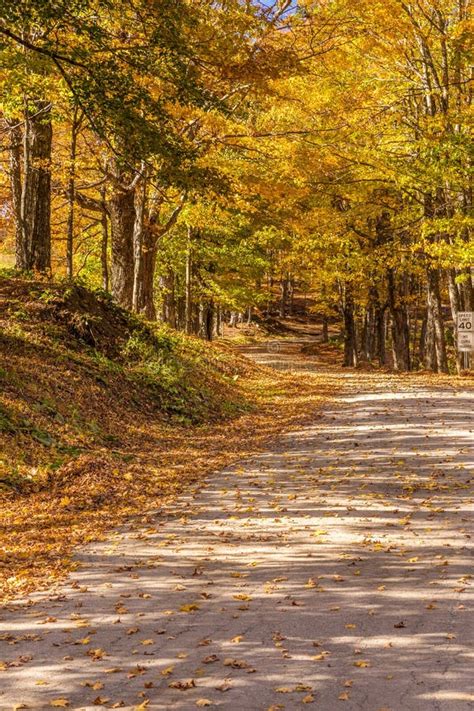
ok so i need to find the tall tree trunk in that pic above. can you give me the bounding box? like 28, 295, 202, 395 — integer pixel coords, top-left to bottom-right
159, 271, 176, 328
288, 276, 294, 316
132, 179, 146, 313
185, 230, 193, 335
280, 276, 288, 318
9, 102, 52, 272
375, 304, 386, 366
25, 101, 52, 272
100, 188, 109, 292
447, 268, 462, 373
8, 122, 24, 266
322, 316, 329, 343
423, 194, 448, 373
206, 301, 214, 341
426, 268, 449, 373
66, 108, 79, 279
136, 227, 158, 320
342, 283, 358, 367
422, 307, 437, 371
109, 186, 136, 309
387, 268, 411, 371
216, 305, 222, 337
460, 267, 474, 311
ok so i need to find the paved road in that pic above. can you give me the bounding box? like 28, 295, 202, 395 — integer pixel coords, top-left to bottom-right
1, 372, 473, 710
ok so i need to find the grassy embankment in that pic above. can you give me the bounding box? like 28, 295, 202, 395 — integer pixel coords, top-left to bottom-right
0, 275, 332, 601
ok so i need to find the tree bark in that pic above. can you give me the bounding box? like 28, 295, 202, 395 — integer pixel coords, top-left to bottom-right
342, 283, 358, 367
100, 187, 109, 292
9, 102, 52, 272
66, 108, 79, 279
8, 122, 24, 265
387, 268, 411, 371
24, 101, 52, 272
109, 185, 136, 309
322, 316, 329, 343
447, 268, 462, 373
185, 230, 193, 335
426, 268, 449, 373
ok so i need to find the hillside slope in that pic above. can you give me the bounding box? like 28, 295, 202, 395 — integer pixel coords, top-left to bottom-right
0, 275, 327, 600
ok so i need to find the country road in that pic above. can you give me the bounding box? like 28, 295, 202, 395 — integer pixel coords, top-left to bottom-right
1, 354, 473, 710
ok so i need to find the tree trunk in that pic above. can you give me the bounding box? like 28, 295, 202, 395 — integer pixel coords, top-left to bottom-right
132, 179, 146, 313
185, 231, 193, 335
200, 301, 214, 341
342, 284, 358, 367
136, 226, 158, 320
216, 305, 222, 337
423, 308, 436, 371
25, 102, 52, 272
66, 108, 79, 279
280, 276, 288, 318
9, 102, 52, 272
426, 268, 448, 373
375, 305, 386, 366
109, 186, 136, 309
447, 268, 462, 373
460, 267, 474, 311
387, 268, 411, 371
288, 276, 294, 316
322, 316, 329, 343
100, 188, 109, 292
8, 122, 24, 266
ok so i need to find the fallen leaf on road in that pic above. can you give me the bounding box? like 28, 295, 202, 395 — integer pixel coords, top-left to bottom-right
180, 604, 200, 613
203, 655, 219, 664
169, 680, 196, 690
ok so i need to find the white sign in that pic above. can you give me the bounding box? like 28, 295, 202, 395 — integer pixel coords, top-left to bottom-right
457, 311, 474, 352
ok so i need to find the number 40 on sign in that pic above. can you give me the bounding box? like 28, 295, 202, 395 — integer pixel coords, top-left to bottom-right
457, 312, 474, 352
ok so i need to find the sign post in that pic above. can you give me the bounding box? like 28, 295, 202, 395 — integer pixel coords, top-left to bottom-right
457, 311, 474, 369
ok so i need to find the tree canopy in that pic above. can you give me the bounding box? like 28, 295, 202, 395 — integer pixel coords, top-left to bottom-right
0, 0, 472, 371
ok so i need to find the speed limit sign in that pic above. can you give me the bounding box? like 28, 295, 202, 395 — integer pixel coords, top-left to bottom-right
457, 312, 474, 352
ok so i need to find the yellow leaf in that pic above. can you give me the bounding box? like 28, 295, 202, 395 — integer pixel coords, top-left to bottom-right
196, 700, 212, 707
232, 594, 252, 601
180, 603, 200, 613
51, 701, 69, 708
353, 660, 370, 668
302, 696, 315, 704
339, 692, 350, 700
93, 697, 110, 706
312, 651, 330, 661
141, 639, 154, 646
161, 666, 174, 677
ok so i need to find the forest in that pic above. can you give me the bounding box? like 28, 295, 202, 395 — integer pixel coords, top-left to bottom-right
1, 0, 472, 372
